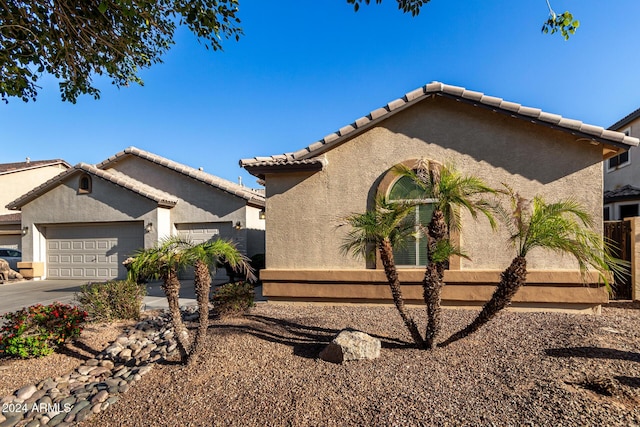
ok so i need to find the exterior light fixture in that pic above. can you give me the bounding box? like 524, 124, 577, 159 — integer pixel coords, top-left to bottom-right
22, 226, 28, 235
259, 210, 266, 220
145, 222, 153, 233
234, 221, 242, 230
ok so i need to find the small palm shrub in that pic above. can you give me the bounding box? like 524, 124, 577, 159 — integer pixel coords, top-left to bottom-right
0, 303, 87, 358
249, 253, 265, 282
76, 280, 146, 322
212, 281, 255, 317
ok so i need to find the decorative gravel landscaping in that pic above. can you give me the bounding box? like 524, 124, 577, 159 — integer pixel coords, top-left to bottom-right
1, 303, 640, 426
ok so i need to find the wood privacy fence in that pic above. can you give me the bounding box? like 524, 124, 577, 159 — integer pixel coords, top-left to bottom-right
604, 220, 632, 300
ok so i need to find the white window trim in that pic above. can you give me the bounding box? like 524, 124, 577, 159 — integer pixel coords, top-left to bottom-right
392, 198, 438, 268
607, 128, 632, 172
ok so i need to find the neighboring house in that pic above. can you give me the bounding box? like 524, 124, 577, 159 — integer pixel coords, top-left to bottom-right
7, 147, 265, 280
0, 159, 70, 249
604, 107, 640, 220
241, 81, 638, 312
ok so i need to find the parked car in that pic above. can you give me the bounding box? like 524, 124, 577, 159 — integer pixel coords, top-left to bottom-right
0, 248, 21, 271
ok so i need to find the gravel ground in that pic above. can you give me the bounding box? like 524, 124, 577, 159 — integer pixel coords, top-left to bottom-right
0, 320, 135, 398
3, 303, 640, 426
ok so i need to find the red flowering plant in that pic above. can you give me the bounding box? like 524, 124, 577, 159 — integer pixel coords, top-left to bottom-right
0, 302, 87, 358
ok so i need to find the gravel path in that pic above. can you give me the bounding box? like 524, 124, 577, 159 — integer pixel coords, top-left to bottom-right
69, 303, 640, 427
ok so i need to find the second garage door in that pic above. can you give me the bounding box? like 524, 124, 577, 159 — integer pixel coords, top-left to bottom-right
46, 222, 144, 280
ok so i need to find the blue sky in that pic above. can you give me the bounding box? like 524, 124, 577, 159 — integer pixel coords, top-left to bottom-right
2, 1, 639, 187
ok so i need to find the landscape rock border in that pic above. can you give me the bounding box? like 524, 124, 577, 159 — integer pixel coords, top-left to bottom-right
0, 310, 182, 426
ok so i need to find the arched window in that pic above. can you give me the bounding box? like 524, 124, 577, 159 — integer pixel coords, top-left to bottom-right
79, 174, 92, 194
387, 175, 435, 266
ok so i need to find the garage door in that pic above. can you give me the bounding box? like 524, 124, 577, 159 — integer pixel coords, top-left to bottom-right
176, 222, 233, 280
46, 223, 144, 280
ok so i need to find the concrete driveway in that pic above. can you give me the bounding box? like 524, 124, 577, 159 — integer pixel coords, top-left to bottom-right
0, 279, 197, 316
0, 279, 263, 315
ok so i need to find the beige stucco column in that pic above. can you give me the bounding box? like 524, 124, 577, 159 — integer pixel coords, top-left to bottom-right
631, 217, 640, 301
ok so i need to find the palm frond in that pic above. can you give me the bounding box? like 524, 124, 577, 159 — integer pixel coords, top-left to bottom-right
430, 239, 470, 264
496, 191, 620, 287
341, 196, 416, 261
127, 236, 191, 282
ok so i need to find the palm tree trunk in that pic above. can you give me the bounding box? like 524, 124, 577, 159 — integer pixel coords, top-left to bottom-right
162, 269, 191, 363
423, 261, 445, 349
188, 260, 212, 365
379, 239, 424, 347
423, 209, 448, 349
439, 256, 527, 347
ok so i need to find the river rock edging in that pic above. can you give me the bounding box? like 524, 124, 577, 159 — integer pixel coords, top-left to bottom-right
0, 312, 179, 427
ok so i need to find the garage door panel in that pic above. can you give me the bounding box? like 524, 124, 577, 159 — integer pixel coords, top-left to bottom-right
46, 223, 143, 280
176, 222, 234, 280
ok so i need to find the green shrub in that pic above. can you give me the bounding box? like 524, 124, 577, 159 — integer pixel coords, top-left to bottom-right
76, 280, 146, 322
0, 303, 87, 358
212, 281, 255, 317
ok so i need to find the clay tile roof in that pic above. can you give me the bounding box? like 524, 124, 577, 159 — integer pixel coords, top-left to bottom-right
604, 185, 640, 203
0, 213, 21, 223
6, 163, 179, 210
240, 81, 639, 177
0, 159, 71, 174
98, 147, 265, 207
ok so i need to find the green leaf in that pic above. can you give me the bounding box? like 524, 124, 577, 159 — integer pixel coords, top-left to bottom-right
98, 2, 107, 13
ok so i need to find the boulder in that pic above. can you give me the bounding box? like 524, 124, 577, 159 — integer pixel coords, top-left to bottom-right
0, 259, 23, 281
319, 329, 381, 364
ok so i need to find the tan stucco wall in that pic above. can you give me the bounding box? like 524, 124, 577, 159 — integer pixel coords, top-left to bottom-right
108, 157, 249, 225
631, 217, 640, 301
20, 176, 158, 262
260, 269, 608, 313
265, 97, 603, 272
0, 165, 67, 214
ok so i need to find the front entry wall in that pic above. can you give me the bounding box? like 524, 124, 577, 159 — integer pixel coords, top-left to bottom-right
260, 269, 608, 313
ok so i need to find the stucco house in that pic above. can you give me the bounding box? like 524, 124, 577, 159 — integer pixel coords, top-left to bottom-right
0, 159, 71, 249
604, 107, 640, 220
7, 147, 265, 280
241, 81, 638, 313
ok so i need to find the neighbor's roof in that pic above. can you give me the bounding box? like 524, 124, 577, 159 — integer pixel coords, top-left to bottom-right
6, 163, 180, 210
0, 213, 21, 223
0, 159, 71, 175
240, 81, 639, 178
609, 107, 640, 131
98, 146, 265, 207
604, 184, 640, 203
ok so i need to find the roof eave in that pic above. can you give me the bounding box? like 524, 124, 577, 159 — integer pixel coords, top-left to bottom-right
243, 161, 325, 179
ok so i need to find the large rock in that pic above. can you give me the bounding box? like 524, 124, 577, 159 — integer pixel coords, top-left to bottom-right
319, 329, 381, 364
0, 259, 23, 281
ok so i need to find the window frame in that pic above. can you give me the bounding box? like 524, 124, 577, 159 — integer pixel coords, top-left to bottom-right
388, 195, 437, 268
374, 159, 461, 271
78, 174, 92, 194
607, 128, 631, 172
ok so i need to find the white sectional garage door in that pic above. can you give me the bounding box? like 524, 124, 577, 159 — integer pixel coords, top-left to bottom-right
176, 222, 232, 244
46, 223, 144, 280
176, 222, 233, 280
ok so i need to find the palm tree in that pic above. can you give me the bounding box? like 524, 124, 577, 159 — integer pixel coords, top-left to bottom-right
395, 160, 496, 349
342, 196, 425, 347
182, 239, 254, 364
440, 186, 622, 347
127, 237, 192, 363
